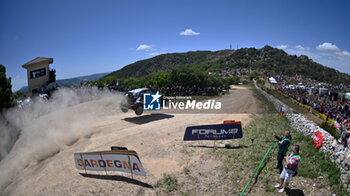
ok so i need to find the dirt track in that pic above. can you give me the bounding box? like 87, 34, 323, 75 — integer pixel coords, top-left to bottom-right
1, 85, 261, 195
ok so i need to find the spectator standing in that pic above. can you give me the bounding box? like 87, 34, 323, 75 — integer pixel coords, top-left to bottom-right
274, 130, 292, 174
275, 145, 301, 193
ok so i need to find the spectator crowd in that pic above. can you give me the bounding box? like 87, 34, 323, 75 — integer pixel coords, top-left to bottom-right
266, 74, 350, 148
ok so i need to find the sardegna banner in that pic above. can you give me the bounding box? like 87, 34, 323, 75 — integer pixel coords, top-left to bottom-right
74, 149, 146, 176
183, 121, 243, 141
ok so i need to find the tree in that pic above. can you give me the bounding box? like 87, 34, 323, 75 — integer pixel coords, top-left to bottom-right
248, 72, 259, 80
0, 64, 14, 111
103, 76, 117, 85
208, 74, 223, 88
153, 73, 169, 88
224, 75, 240, 85
13, 91, 27, 99
168, 65, 211, 88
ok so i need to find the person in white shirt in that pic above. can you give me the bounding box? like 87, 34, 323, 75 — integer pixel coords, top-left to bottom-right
275, 145, 301, 193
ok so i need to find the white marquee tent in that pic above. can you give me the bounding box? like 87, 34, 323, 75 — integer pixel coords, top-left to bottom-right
269, 77, 277, 84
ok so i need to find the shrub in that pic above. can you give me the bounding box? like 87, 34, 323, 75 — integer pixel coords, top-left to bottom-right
320, 121, 340, 138
155, 173, 179, 193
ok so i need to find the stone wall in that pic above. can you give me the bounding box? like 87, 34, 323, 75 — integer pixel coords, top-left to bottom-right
254, 81, 350, 191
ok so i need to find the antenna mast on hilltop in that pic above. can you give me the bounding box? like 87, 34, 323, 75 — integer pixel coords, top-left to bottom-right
230, 44, 232, 50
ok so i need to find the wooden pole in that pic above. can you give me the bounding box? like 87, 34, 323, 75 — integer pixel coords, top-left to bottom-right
80, 153, 87, 174
232, 132, 236, 147
99, 152, 107, 175
197, 132, 200, 146
214, 134, 217, 147
127, 151, 134, 179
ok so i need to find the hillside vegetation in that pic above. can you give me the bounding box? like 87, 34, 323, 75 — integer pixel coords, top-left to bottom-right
107, 50, 234, 78
98, 64, 243, 93
106, 46, 350, 84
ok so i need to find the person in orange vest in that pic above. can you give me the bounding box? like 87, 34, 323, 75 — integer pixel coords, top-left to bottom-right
275, 145, 301, 193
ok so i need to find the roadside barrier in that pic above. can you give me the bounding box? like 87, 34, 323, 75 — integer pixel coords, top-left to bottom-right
274, 89, 336, 125
240, 141, 278, 196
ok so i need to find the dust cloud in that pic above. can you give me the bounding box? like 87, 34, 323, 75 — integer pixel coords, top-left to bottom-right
0, 87, 125, 191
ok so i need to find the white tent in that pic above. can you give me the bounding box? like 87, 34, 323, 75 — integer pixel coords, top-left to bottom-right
269, 77, 277, 84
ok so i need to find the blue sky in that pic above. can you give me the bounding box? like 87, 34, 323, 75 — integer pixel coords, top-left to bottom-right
1, 0, 350, 91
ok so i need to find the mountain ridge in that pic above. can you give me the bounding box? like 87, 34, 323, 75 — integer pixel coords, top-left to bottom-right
18, 72, 109, 92
106, 45, 350, 84
107, 50, 235, 78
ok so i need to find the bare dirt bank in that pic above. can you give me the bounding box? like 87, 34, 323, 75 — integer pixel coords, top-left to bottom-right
1, 85, 260, 195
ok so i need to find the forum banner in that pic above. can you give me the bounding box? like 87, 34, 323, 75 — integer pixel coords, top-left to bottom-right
74, 150, 146, 176
183, 122, 242, 141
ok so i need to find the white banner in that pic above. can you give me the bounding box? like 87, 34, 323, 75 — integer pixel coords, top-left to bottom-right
74, 150, 146, 176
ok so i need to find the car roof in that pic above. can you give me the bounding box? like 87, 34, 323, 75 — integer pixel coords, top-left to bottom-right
128, 88, 150, 94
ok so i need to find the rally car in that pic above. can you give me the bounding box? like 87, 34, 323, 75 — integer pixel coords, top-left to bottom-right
120, 88, 150, 115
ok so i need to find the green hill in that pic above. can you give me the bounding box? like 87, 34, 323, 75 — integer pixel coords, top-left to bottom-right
107, 46, 350, 84
107, 50, 234, 78
56, 72, 109, 87
219, 46, 350, 84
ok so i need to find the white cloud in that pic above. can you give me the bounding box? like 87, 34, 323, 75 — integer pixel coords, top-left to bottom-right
336, 50, 350, 58
295, 45, 310, 51
180, 29, 200, 36
285, 42, 350, 74
160, 48, 174, 51
149, 52, 164, 56
276, 45, 288, 50
295, 45, 304, 50
314, 42, 350, 59
316, 42, 340, 52
136, 44, 155, 51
